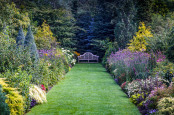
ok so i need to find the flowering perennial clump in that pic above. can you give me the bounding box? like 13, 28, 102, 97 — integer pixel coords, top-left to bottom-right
108, 49, 152, 84
126, 77, 163, 97
29, 85, 47, 104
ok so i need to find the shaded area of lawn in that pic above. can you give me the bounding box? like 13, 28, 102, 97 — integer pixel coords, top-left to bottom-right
27, 64, 140, 115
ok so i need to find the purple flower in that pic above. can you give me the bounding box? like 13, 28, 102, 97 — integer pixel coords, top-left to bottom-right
149, 109, 157, 114
30, 99, 37, 108
114, 79, 118, 83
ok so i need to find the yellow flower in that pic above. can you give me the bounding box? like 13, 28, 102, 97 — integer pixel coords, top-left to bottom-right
44, 53, 48, 56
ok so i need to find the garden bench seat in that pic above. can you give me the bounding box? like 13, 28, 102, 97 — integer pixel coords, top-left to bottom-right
78, 52, 99, 63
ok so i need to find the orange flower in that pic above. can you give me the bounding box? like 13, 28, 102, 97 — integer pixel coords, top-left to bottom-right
74, 51, 80, 56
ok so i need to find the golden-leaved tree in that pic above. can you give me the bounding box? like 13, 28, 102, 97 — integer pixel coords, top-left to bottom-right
35, 21, 56, 49
128, 22, 153, 52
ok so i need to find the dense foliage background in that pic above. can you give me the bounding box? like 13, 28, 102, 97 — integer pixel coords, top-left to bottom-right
0, 0, 174, 115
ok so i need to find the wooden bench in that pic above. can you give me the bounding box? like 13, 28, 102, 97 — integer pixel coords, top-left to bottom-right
78, 52, 99, 63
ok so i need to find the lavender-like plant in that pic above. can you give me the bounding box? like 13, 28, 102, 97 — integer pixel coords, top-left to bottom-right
108, 49, 152, 84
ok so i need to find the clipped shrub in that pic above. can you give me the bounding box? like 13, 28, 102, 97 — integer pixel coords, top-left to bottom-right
29, 85, 47, 104
157, 97, 174, 115
0, 85, 10, 115
0, 78, 25, 115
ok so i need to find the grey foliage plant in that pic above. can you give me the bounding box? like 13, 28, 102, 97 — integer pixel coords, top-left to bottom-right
16, 26, 25, 46
24, 26, 39, 62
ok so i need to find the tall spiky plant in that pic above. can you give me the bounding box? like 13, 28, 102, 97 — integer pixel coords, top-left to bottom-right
16, 26, 25, 46
24, 26, 39, 62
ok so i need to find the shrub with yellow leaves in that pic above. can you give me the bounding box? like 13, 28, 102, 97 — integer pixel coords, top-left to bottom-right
35, 20, 56, 49
128, 22, 153, 52
157, 97, 174, 115
0, 78, 24, 115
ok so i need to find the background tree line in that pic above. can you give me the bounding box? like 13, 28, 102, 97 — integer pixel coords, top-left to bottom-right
0, 0, 174, 59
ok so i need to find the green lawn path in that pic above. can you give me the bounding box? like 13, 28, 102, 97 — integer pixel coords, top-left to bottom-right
27, 64, 140, 115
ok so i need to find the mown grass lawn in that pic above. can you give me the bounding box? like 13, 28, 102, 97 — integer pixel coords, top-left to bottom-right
27, 63, 140, 115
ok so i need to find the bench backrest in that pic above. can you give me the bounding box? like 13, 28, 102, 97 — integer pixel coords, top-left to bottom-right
78, 52, 99, 60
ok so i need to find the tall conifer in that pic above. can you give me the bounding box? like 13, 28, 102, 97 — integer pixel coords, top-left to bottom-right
24, 26, 39, 62
16, 26, 25, 46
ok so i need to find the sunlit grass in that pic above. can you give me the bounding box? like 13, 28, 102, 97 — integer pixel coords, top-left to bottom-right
27, 64, 140, 115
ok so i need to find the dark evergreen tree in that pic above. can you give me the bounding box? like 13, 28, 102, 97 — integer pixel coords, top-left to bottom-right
135, 0, 154, 22
167, 27, 174, 62
75, 12, 92, 53
114, 0, 137, 49
75, 1, 115, 58
93, 2, 115, 41
16, 26, 25, 46
84, 18, 95, 53
24, 26, 39, 62
32, 8, 77, 50
71, 0, 78, 18
0, 85, 10, 115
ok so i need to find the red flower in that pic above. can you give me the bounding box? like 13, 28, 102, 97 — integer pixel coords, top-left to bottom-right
41, 84, 46, 91
121, 82, 127, 89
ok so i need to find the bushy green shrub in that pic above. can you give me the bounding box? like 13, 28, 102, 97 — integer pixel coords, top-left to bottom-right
157, 97, 174, 115
0, 85, 10, 115
147, 14, 174, 52
0, 78, 25, 115
167, 43, 174, 63
1, 67, 32, 111
0, 32, 15, 72
102, 42, 118, 67
152, 60, 174, 83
